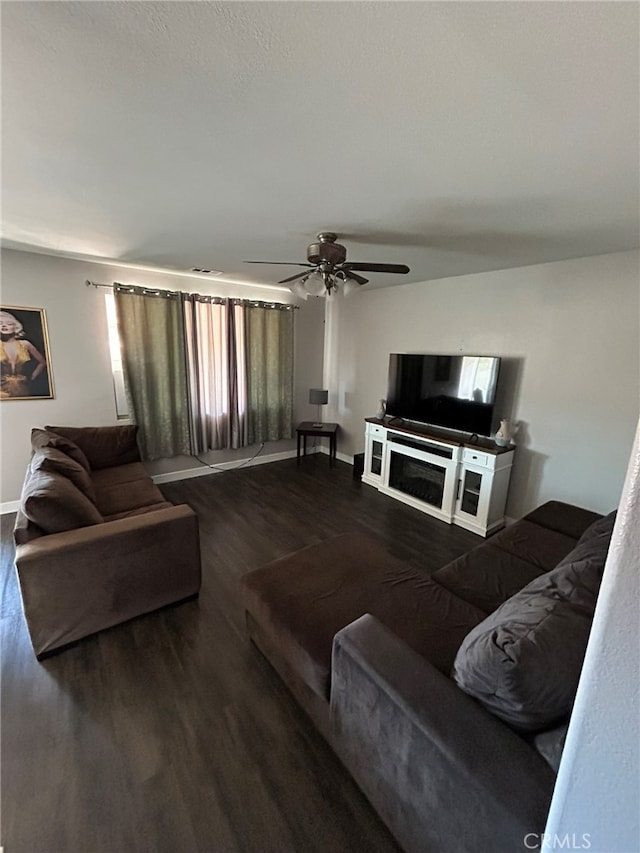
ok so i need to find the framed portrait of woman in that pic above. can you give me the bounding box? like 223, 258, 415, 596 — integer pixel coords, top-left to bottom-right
0, 305, 54, 400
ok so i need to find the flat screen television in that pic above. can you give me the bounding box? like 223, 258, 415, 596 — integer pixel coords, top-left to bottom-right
386, 353, 501, 437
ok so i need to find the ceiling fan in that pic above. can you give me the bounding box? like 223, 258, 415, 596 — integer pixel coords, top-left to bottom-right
245, 232, 410, 298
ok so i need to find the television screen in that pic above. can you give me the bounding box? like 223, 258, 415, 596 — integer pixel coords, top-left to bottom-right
386, 353, 501, 436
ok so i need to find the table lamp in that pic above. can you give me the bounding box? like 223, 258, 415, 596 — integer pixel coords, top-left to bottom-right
309, 388, 329, 427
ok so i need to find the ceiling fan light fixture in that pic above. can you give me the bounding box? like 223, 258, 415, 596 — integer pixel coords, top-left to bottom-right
340, 275, 360, 298
288, 268, 362, 299
304, 269, 327, 297
290, 279, 309, 300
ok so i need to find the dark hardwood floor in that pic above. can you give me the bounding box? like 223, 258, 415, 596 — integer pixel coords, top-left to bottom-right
1, 455, 481, 853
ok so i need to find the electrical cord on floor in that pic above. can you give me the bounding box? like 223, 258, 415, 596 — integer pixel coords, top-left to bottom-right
193, 442, 265, 472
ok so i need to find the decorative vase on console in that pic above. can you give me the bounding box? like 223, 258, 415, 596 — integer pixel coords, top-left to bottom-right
377, 399, 386, 420
494, 419, 513, 447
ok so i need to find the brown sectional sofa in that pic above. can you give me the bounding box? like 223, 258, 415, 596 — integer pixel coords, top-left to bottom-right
242, 500, 614, 853
14, 425, 201, 658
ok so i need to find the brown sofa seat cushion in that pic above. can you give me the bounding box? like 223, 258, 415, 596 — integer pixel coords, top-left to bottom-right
242, 532, 486, 701
103, 501, 174, 522
45, 425, 140, 470
90, 462, 149, 488
31, 446, 97, 504
21, 468, 104, 535
93, 477, 166, 517
433, 544, 549, 614
487, 519, 579, 572
452, 512, 616, 732
31, 427, 90, 472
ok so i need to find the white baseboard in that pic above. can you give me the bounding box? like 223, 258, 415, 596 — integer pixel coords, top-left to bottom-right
150, 448, 301, 485
149, 444, 351, 485
1, 446, 347, 511
316, 446, 353, 465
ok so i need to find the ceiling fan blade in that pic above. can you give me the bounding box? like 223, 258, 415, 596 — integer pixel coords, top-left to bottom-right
341, 270, 368, 285
244, 261, 314, 267
343, 262, 410, 274
278, 270, 313, 284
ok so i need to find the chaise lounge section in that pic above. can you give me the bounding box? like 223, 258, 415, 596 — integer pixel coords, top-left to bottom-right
242, 501, 614, 853
14, 424, 201, 659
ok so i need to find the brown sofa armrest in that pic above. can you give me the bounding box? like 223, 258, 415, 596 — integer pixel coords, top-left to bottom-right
330, 614, 555, 853
15, 505, 201, 658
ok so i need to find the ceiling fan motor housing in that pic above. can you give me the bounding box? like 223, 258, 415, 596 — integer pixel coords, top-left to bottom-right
307, 232, 346, 266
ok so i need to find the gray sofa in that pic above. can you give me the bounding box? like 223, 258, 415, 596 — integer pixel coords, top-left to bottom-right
242, 501, 615, 853
14, 425, 201, 659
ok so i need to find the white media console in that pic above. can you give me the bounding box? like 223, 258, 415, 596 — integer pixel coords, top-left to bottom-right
362, 418, 514, 536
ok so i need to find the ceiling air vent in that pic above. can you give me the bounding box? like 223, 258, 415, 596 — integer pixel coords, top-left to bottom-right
191, 267, 223, 275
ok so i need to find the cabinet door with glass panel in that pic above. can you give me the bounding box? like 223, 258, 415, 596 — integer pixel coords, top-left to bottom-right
363, 422, 387, 487
454, 448, 514, 537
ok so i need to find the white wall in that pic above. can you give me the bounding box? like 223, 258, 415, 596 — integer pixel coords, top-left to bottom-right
544, 421, 639, 853
4, 247, 637, 516
324, 250, 639, 517
0, 249, 325, 505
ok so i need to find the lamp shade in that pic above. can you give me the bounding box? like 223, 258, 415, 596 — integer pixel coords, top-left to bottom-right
289, 269, 361, 299
290, 279, 309, 300
309, 388, 329, 405
341, 276, 360, 298
305, 270, 327, 296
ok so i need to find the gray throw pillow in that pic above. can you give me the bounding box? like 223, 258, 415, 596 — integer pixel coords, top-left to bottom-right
452, 511, 616, 731
576, 510, 617, 546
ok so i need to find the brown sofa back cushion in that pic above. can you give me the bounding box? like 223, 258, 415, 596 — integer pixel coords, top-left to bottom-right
523, 500, 603, 541
31, 446, 97, 503
452, 511, 616, 732
45, 425, 140, 470
433, 501, 604, 614
21, 467, 104, 535
31, 428, 90, 472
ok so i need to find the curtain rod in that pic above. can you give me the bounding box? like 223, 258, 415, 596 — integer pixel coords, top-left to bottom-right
86, 279, 162, 295
84, 279, 298, 309
86, 279, 169, 297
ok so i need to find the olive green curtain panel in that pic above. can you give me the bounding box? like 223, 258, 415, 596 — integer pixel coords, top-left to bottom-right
114, 287, 191, 461
245, 304, 294, 445
115, 287, 294, 460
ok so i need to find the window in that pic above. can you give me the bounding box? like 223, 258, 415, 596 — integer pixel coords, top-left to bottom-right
457, 356, 499, 403
108, 286, 294, 459
105, 292, 129, 418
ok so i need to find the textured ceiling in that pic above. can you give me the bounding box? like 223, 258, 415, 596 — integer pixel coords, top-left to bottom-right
2, 1, 639, 291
